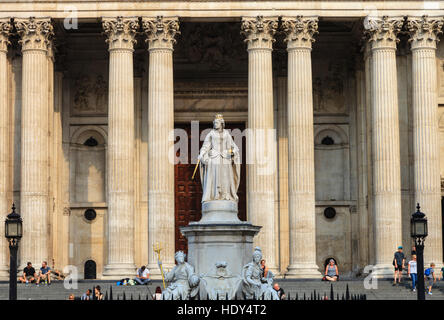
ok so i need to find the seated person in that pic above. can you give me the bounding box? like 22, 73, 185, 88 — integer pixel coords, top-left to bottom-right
260, 259, 269, 278
94, 286, 104, 300
134, 265, 151, 285
273, 283, 286, 300
81, 289, 92, 300
51, 268, 65, 281
324, 259, 339, 282
19, 262, 36, 284
36, 261, 51, 286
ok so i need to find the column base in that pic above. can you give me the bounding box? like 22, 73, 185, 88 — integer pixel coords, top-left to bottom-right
285, 263, 322, 279
146, 263, 176, 280
369, 263, 395, 279
102, 263, 137, 279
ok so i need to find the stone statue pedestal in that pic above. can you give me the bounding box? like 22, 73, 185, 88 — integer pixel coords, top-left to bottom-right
181, 200, 261, 277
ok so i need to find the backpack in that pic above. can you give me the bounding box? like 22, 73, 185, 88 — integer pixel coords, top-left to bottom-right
424, 268, 431, 276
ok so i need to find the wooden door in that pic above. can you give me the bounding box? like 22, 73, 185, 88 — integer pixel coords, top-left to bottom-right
174, 122, 246, 253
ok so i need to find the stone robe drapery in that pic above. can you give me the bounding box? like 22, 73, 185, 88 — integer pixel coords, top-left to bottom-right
161, 262, 199, 300
199, 129, 240, 203
241, 262, 279, 300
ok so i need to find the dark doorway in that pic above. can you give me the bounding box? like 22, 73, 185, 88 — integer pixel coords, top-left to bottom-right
174, 122, 247, 254
84, 260, 96, 279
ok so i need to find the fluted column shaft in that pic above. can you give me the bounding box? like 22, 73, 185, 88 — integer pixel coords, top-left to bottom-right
102, 17, 139, 277
408, 16, 444, 266
241, 16, 278, 272
15, 18, 53, 266
143, 17, 180, 275
282, 16, 321, 278
365, 17, 404, 275
0, 19, 12, 278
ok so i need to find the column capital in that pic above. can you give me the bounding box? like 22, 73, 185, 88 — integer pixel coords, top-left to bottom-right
102, 16, 139, 51
142, 16, 180, 51
0, 18, 12, 53
407, 15, 443, 50
15, 17, 54, 53
282, 16, 318, 50
363, 16, 403, 50
241, 16, 278, 50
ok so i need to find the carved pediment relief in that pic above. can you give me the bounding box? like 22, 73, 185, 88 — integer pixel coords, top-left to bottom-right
71, 73, 108, 116
175, 22, 247, 75
312, 61, 347, 114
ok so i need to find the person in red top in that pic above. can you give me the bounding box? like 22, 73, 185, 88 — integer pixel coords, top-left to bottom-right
260, 259, 269, 278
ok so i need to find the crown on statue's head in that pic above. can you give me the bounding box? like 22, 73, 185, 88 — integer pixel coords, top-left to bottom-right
214, 114, 224, 120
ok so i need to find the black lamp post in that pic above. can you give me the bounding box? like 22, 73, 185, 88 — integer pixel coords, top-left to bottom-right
410, 203, 427, 301
5, 204, 22, 300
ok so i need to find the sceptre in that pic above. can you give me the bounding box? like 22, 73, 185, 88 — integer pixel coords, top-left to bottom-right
153, 242, 166, 289
191, 158, 200, 180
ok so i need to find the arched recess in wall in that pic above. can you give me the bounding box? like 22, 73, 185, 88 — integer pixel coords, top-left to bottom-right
70, 126, 107, 203
314, 126, 349, 201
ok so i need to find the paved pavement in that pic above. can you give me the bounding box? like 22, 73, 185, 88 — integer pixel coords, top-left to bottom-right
0, 278, 443, 300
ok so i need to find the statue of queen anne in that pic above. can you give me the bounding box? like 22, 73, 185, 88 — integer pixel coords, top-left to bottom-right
198, 114, 241, 203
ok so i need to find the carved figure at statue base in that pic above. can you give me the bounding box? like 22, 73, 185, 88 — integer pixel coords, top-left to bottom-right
199, 261, 242, 300
241, 247, 279, 300
161, 251, 200, 300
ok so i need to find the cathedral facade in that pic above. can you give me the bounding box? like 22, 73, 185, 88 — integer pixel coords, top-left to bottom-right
0, 1, 444, 279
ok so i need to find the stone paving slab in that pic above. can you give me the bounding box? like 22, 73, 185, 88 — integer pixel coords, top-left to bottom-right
0, 279, 443, 300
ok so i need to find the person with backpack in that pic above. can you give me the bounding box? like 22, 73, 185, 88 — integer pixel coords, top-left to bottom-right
407, 255, 417, 292
425, 263, 436, 295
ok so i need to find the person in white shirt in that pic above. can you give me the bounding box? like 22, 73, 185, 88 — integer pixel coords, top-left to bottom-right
408, 255, 417, 292
134, 266, 151, 285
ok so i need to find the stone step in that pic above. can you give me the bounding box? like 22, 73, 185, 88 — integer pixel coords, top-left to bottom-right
0, 280, 443, 300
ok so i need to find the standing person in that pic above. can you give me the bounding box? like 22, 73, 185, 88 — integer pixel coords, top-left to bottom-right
273, 283, 286, 300
324, 259, 339, 282
393, 246, 405, 285
407, 255, 417, 292
19, 262, 36, 285
153, 286, 162, 300
260, 259, 269, 278
425, 263, 436, 295
36, 261, 51, 286
134, 265, 151, 285
411, 246, 416, 256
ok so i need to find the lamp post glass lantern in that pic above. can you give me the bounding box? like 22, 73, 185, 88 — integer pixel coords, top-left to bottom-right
410, 203, 427, 301
5, 203, 22, 300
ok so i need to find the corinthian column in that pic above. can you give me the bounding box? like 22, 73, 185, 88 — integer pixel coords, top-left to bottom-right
0, 19, 12, 279
364, 16, 404, 276
14, 17, 53, 267
241, 16, 278, 273
102, 17, 138, 277
281, 16, 321, 278
407, 16, 444, 266
142, 16, 179, 276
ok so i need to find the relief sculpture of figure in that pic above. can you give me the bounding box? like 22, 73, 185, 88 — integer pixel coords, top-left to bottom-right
198, 114, 240, 203
199, 261, 242, 300
241, 247, 279, 300
161, 251, 200, 300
